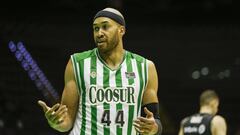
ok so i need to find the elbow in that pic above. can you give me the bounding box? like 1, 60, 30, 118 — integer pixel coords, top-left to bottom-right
58, 127, 71, 132
57, 125, 72, 132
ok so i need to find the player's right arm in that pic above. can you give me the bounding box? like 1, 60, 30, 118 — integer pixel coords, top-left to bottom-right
38, 59, 79, 132
211, 115, 227, 135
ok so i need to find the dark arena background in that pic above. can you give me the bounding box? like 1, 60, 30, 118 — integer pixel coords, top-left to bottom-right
0, 0, 238, 135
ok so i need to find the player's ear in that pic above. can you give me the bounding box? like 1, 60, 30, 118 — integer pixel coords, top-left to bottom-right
119, 26, 125, 36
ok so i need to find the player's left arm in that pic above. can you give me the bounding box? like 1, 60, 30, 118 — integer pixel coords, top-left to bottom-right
133, 60, 162, 135
178, 121, 184, 135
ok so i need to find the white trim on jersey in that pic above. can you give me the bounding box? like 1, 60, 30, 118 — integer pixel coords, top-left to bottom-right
131, 58, 140, 135
83, 57, 92, 135
96, 57, 104, 134
109, 70, 117, 134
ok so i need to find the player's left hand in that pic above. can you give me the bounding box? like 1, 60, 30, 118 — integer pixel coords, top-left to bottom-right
133, 107, 158, 135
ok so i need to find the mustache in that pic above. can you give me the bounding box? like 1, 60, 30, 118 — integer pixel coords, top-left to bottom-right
96, 38, 107, 43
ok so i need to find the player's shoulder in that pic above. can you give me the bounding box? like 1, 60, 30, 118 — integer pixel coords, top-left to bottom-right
127, 50, 147, 63
212, 115, 226, 125
71, 48, 96, 61
126, 51, 157, 70
211, 115, 227, 133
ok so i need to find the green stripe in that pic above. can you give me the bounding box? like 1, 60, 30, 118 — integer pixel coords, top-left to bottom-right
103, 66, 110, 135
126, 54, 134, 135
90, 56, 97, 135
103, 102, 110, 135
90, 56, 97, 85
103, 66, 109, 88
79, 60, 86, 135
136, 60, 144, 116
115, 69, 123, 135
91, 106, 97, 134
115, 69, 122, 87
127, 105, 135, 135
144, 59, 148, 89
126, 54, 134, 84
116, 103, 123, 135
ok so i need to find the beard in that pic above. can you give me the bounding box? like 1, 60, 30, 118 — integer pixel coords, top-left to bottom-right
96, 32, 119, 53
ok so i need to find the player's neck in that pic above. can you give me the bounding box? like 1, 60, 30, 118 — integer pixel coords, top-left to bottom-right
99, 43, 125, 70
199, 106, 214, 115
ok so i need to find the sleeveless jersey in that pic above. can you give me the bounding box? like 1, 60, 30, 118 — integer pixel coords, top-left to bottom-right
182, 113, 214, 135
69, 48, 148, 135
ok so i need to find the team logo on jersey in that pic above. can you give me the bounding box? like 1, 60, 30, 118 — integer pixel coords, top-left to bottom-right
190, 116, 203, 123
198, 124, 206, 134
125, 72, 136, 79
90, 71, 97, 78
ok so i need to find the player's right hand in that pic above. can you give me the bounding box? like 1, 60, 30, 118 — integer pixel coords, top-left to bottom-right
38, 100, 68, 128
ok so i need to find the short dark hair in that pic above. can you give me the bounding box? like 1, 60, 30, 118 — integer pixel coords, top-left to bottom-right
200, 89, 219, 106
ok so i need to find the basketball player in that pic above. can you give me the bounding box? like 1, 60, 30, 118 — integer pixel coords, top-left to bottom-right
178, 89, 227, 135
38, 8, 162, 135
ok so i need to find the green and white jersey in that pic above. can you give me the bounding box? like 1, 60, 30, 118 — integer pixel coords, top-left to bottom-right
69, 48, 148, 135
